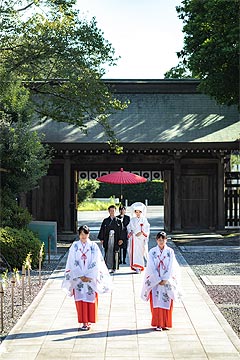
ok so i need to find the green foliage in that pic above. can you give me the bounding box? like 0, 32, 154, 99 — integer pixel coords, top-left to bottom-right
0, 0, 128, 151
23, 252, 32, 270
0, 227, 43, 269
78, 179, 100, 203
166, 0, 239, 108
164, 61, 193, 78
1, 270, 9, 290
13, 267, 21, 284
94, 181, 164, 205
230, 154, 240, 170
78, 199, 117, 211
0, 193, 32, 228
0, 120, 51, 196
39, 242, 45, 259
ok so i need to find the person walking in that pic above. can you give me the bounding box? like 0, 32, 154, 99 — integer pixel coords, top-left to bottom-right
141, 231, 182, 331
98, 205, 123, 273
117, 205, 130, 264
127, 202, 150, 273
62, 225, 111, 331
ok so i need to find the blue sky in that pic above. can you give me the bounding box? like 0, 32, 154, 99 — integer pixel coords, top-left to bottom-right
77, 0, 184, 79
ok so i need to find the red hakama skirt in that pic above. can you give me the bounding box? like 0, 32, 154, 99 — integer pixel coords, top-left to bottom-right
149, 291, 173, 328
75, 293, 98, 324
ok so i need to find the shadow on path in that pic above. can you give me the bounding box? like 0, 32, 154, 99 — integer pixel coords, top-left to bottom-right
5, 327, 153, 342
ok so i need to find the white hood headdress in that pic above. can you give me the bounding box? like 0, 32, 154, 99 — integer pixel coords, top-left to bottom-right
130, 202, 147, 217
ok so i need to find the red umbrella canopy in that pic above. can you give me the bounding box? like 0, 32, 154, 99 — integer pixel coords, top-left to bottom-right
96, 168, 147, 184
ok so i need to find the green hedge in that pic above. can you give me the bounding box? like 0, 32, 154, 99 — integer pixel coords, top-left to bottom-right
0, 189, 32, 229
0, 227, 43, 270
94, 181, 164, 205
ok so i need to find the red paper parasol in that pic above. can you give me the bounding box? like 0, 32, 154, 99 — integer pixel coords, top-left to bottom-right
96, 168, 147, 185
96, 168, 147, 203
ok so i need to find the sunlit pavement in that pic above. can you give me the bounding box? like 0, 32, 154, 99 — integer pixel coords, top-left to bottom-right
77, 205, 164, 232
0, 239, 240, 360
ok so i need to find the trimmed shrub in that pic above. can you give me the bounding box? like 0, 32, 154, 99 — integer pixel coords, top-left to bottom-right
78, 179, 100, 203
1, 203, 32, 229
0, 190, 32, 229
0, 227, 43, 269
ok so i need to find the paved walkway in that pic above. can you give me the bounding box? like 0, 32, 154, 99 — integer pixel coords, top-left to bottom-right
0, 242, 240, 360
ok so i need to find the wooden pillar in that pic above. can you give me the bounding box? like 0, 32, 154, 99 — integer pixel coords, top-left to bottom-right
173, 154, 182, 231
164, 170, 172, 232
63, 156, 71, 231
217, 155, 225, 230
73, 170, 79, 233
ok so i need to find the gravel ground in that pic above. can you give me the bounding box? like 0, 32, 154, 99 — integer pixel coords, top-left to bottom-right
178, 250, 240, 338
0, 236, 239, 342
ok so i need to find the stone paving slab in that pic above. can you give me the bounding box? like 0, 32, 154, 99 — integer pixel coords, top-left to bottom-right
179, 246, 240, 252
0, 241, 240, 360
201, 275, 240, 286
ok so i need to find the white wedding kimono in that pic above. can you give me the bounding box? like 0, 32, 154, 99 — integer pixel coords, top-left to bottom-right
62, 239, 112, 303
141, 244, 182, 309
127, 216, 150, 271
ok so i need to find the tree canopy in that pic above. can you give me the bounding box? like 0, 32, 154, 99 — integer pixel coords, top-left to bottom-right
0, 119, 52, 227
165, 0, 239, 108
0, 120, 51, 196
0, 0, 127, 151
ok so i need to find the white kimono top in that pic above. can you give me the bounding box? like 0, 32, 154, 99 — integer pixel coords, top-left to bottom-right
127, 216, 150, 241
127, 216, 150, 269
141, 244, 182, 309
62, 239, 112, 303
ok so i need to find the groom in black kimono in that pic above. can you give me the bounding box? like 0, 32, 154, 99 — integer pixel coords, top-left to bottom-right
117, 205, 130, 264
98, 205, 123, 273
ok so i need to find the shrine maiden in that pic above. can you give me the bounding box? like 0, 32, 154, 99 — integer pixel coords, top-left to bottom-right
62, 225, 111, 331
141, 231, 182, 331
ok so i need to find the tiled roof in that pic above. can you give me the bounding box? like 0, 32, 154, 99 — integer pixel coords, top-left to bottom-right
31, 81, 239, 144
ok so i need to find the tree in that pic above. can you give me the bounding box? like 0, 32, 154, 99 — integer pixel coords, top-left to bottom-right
165, 0, 239, 108
0, 0, 128, 152
0, 120, 51, 196
0, 120, 52, 227
77, 180, 100, 203
164, 61, 193, 79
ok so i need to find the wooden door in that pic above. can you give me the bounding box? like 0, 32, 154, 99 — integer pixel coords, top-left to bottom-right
32, 175, 60, 222
181, 175, 212, 230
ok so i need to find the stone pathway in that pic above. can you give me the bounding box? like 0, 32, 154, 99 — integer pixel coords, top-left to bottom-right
0, 242, 240, 359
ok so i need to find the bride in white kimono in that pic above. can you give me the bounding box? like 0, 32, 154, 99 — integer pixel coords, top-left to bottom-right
62, 225, 111, 331
127, 202, 150, 273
